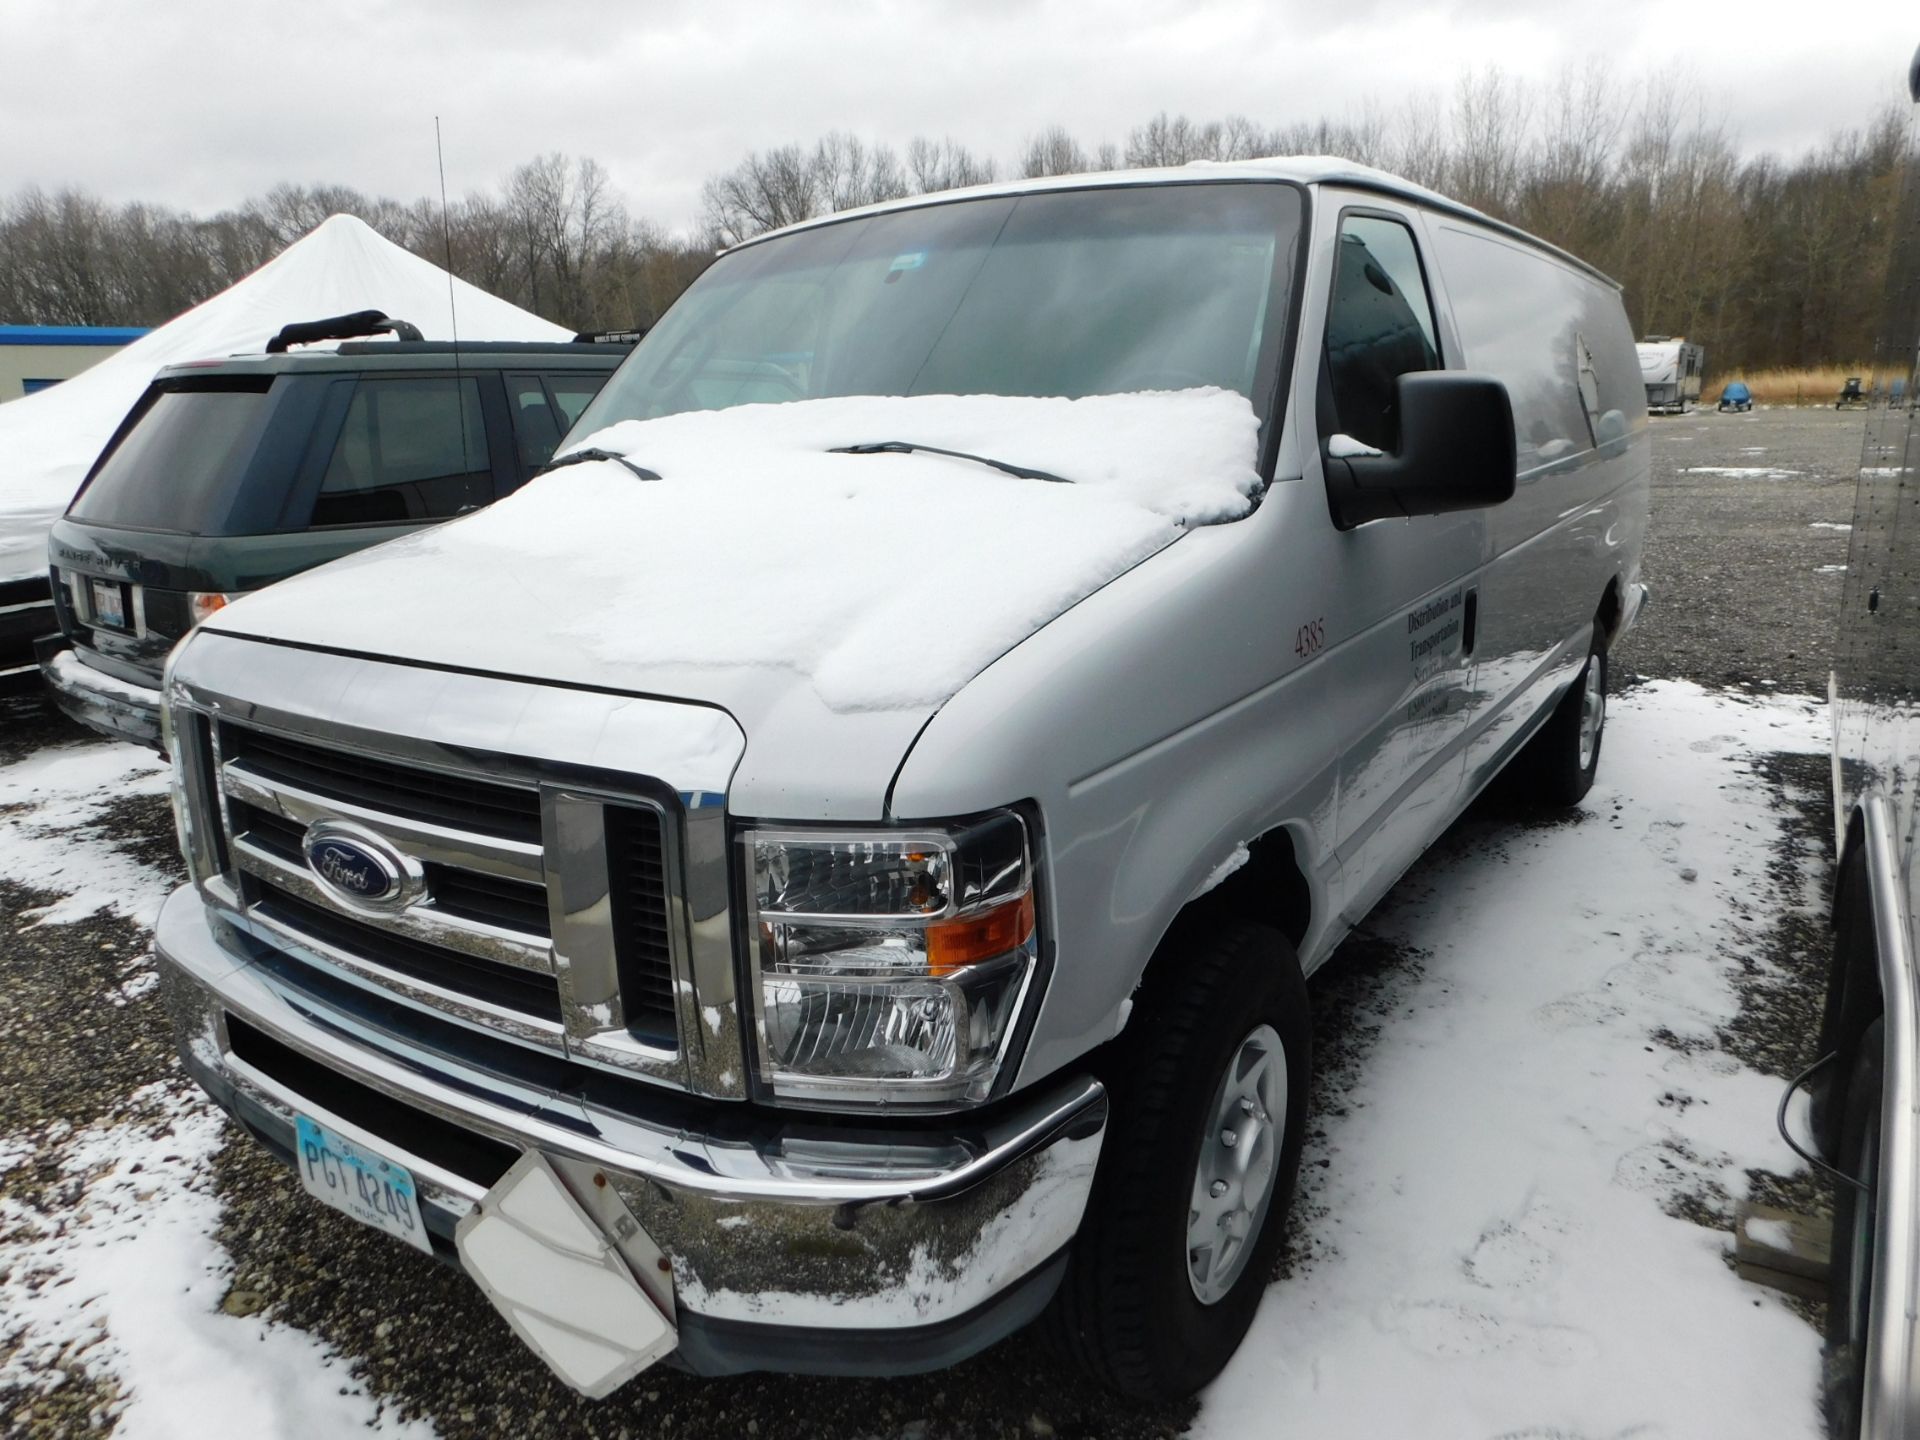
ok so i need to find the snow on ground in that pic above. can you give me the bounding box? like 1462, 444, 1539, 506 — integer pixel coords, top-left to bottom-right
1197, 680, 1829, 1440
0, 1089, 434, 1440
0, 734, 432, 1438
0, 740, 170, 925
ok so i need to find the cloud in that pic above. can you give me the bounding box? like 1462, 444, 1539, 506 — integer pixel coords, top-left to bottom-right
0, 0, 1899, 235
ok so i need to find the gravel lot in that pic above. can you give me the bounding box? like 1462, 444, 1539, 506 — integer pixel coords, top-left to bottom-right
0, 407, 1870, 1438
1615, 406, 1864, 693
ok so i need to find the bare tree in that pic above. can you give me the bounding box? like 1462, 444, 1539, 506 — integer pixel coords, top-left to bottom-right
905, 136, 997, 194
2, 87, 1910, 369
1021, 126, 1093, 178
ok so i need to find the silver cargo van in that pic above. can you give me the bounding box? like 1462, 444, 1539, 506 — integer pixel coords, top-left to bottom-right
153, 159, 1648, 1400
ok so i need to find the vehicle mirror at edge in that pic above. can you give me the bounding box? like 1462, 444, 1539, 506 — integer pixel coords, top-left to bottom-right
1323, 371, 1518, 529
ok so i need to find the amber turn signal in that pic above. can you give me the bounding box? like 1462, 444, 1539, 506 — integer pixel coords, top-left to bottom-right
926, 892, 1035, 977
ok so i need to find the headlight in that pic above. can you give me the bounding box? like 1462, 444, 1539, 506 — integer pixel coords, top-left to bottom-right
744, 811, 1040, 1107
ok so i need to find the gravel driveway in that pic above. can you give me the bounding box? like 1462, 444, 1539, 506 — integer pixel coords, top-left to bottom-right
1615, 406, 1864, 693
0, 408, 1870, 1439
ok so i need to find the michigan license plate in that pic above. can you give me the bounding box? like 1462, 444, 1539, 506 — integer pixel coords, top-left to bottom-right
90, 579, 128, 630
294, 1114, 433, 1255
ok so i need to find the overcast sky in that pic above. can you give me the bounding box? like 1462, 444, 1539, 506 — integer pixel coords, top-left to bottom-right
0, 1, 1905, 236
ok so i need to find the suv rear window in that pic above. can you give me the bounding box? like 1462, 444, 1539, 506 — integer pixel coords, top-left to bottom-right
312, 376, 490, 526
69, 382, 271, 531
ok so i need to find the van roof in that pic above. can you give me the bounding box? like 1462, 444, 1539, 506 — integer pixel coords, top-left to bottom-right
733, 155, 1622, 291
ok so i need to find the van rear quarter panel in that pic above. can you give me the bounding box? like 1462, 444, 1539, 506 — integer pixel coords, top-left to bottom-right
1426, 221, 1650, 787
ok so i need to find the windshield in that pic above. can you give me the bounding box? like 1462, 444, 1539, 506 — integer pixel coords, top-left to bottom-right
573, 182, 1301, 444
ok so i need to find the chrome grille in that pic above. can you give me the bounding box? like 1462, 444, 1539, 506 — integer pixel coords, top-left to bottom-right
164, 633, 748, 1100
223, 725, 543, 843
208, 716, 681, 1068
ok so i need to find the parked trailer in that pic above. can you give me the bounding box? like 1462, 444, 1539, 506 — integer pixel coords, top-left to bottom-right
1807, 40, 1920, 1440
1636, 336, 1705, 413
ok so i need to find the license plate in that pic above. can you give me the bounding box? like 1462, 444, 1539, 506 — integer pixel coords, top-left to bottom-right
90, 579, 128, 630
294, 1114, 433, 1255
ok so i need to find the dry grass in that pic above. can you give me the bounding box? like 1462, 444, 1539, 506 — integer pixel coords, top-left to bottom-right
1703, 366, 1870, 406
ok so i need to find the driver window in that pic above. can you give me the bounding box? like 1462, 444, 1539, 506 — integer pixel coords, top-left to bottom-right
1323, 214, 1440, 452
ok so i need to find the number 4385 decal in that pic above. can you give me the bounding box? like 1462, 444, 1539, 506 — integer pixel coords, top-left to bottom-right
1294, 617, 1326, 658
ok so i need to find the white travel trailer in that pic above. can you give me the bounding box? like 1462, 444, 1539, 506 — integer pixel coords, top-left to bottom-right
1637, 335, 1705, 413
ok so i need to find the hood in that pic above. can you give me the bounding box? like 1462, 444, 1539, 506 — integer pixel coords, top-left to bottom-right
204, 390, 1261, 810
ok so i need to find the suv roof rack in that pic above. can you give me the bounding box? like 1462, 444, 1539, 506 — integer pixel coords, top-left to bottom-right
266, 310, 424, 353
573, 327, 647, 345
330, 339, 628, 356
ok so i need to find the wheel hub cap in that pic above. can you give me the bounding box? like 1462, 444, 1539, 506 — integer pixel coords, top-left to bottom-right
1188, 1023, 1288, 1305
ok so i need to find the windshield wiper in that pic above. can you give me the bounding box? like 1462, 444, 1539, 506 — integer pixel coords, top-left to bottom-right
540, 447, 662, 481
828, 441, 1071, 485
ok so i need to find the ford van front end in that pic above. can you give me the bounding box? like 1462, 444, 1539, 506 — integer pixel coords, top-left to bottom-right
155, 632, 1105, 1388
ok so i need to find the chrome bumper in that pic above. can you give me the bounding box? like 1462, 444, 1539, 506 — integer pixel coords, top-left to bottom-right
39, 642, 163, 749
156, 885, 1106, 1374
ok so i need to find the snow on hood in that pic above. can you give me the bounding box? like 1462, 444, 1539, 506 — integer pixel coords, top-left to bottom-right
0, 215, 566, 582
208, 389, 1261, 715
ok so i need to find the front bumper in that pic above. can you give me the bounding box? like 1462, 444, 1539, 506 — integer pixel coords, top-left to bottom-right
37, 638, 164, 749
156, 885, 1106, 1378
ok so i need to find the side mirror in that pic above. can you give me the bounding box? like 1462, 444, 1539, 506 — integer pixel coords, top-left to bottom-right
1323, 371, 1517, 530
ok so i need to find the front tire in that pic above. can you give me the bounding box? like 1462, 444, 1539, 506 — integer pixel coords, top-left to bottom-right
1045, 917, 1310, 1400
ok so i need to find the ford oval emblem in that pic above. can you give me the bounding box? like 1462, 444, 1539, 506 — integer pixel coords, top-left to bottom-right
302, 822, 415, 909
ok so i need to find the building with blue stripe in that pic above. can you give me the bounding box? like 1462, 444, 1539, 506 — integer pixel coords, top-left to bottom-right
0, 324, 150, 400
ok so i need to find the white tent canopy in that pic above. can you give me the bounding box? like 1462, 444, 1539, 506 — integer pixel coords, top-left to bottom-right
0, 213, 569, 581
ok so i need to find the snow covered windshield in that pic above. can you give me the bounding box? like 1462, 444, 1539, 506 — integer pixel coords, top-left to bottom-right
575, 181, 1301, 439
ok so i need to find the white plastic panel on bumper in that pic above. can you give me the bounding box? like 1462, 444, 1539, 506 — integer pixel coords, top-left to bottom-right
457, 1151, 677, 1397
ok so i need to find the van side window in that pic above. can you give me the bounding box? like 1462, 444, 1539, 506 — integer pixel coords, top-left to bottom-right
314, 377, 490, 526
1431, 224, 1618, 470
1323, 215, 1440, 452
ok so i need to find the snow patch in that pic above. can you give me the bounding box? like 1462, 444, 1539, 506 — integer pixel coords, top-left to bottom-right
0, 1089, 433, 1439
1192, 843, 1252, 899
1195, 680, 1829, 1439
1809, 522, 1852, 531
1679, 466, 1805, 479
0, 740, 172, 924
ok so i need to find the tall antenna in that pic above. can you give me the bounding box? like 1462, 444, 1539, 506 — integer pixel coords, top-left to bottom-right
435, 115, 459, 348
435, 116, 475, 488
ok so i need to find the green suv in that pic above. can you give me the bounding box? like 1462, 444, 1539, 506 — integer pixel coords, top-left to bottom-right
38, 317, 629, 748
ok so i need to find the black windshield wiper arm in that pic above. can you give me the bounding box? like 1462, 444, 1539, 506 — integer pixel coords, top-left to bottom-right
828, 441, 1072, 485
539, 447, 662, 481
